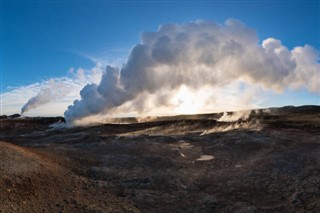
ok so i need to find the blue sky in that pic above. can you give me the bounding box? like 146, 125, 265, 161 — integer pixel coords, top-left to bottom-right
1, 1, 319, 116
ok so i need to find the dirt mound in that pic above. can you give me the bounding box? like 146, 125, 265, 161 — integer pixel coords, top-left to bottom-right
0, 141, 59, 175
0, 141, 139, 212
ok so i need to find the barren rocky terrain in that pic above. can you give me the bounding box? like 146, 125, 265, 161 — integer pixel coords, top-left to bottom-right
0, 105, 320, 212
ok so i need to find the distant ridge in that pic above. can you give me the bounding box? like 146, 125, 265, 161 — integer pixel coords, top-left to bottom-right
1, 105, 319, 125
102, 105, 320, 124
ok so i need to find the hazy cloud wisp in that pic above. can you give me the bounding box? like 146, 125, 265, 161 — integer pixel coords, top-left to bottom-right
1, 64, 104, 116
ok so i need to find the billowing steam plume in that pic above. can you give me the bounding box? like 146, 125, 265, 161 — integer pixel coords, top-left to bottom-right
64, 19, 319, 123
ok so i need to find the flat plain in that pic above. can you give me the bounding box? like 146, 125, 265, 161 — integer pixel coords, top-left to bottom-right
0, 106, 319, 212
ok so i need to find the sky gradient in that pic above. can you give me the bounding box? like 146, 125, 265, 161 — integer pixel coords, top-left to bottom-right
1, 1, 319, 117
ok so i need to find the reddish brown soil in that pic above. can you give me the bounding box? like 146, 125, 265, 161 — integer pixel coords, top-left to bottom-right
0, 141, 138, 212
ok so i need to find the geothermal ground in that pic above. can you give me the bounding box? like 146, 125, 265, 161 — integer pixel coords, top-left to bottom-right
0, 105, 320, 212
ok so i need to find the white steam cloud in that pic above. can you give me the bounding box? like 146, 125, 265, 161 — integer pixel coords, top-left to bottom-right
64, 19, 319, 123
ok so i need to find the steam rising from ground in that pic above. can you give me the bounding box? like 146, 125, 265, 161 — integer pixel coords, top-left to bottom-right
21, 80, 72, 114
19, 65, 104, 115
218, 111, 252, 122
62, 19, 319, 123
201, 110, 263, 135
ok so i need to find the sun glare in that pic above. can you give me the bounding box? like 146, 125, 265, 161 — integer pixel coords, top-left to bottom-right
172, 86, 203, 115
